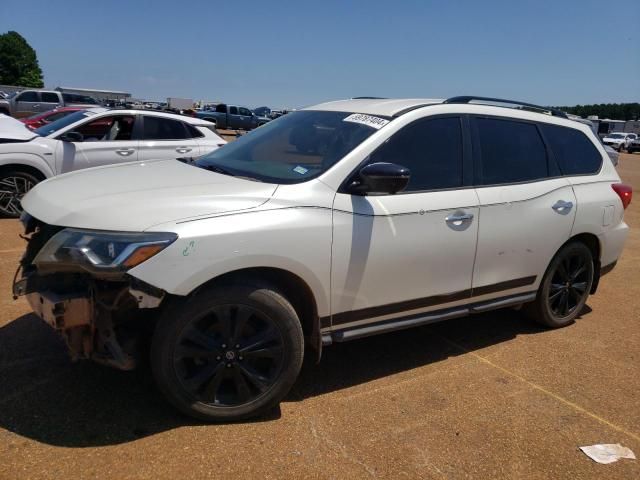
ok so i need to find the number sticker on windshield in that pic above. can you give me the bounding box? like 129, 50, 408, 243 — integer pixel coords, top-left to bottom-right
293, 166, 308, 175
343, 113, 389, 130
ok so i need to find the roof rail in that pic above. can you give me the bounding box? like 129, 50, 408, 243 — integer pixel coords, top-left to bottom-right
443, 96, 568, 118
351, 96, 388, 99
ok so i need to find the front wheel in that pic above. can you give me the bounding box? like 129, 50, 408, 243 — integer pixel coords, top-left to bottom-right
151, 284, 304, 422
526, 242, 594, 328
0, 170, 40, 218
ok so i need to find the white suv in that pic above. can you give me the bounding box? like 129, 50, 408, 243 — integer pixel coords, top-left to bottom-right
0, 109, 226, 217
13, 96, 631, 422
602, 132, 637, 151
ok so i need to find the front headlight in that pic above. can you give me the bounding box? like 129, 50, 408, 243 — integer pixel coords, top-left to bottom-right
34, 229, 178, 275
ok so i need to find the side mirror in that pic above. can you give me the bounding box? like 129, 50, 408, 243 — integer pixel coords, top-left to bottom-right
349, 162, 411, 195
60, 131, 84, 142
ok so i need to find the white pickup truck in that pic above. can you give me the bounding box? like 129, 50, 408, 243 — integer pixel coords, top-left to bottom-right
0, 90, 99, 118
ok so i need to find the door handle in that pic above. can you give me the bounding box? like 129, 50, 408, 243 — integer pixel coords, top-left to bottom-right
33, 104, 40, 108
176, 147, 192, 154
445, 212, 474, 223
115, 149, 135, 156
552, 200, 573, 213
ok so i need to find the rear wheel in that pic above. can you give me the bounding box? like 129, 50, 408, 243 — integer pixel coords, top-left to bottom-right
526, 242, 594, 328
0, 169, 41, 218
151, 284, 304, 422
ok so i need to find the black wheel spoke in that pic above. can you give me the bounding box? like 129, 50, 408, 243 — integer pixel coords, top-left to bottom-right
242, 345, 283, 359
218, 306, 233, 341
240, 327, 279, 354
557, 261, 570, 281
182, 326, 217, 351
572, 281, 588, 293
232, 365, 253, 402
175, 344, 220, 360
571, 264, 586, 280
238, 363, 271, 392
202, 364, 227, 401
561, 291, 570, 316
569, 287, 582, 305
549, 288, 564, 304
231, 306, 252, 345
184, 362, 221, 392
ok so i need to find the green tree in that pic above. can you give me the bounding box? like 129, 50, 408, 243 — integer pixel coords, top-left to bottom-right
0, 31, 44, 87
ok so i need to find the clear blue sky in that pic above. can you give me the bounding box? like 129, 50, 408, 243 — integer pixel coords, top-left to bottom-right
1, 0, 638, 108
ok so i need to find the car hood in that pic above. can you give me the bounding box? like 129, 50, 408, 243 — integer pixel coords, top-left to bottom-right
22, 159, 278, 231
0, 113, 38, 141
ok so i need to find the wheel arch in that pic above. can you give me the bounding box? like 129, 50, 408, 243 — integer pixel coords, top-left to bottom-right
0, 154, 55, 179
192, 266, 323, 361
0, 162, 48, 180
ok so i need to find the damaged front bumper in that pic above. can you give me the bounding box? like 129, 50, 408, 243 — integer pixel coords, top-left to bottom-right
14, 256, 166, 371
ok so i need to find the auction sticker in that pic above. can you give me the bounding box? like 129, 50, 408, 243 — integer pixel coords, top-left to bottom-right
343, 113, 389, 130
293, 165, 308, 175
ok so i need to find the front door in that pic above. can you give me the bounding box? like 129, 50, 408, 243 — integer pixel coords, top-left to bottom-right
56, 114, 139, 173
469, 116, 577, 299
330, 116, 479, 330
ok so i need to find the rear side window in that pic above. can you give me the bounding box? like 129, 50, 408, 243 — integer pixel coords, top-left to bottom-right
143, 116, 189, 140
41, 92, 60, 103
369, 117, 463, 192
475, 118, 548, 185
186, 124, 204, 138
540, 124, 602, 175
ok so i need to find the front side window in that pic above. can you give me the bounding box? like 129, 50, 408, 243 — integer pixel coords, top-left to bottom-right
143, 116, 189, 140
540, 124, 602, 175
35, 110, 95, 136
239, 107, 252, 116
76, 115, 136, 141
475, 117, 548, 185
196, 110, 387, 183
16, 91, 39, 102
367, 117, 463, 192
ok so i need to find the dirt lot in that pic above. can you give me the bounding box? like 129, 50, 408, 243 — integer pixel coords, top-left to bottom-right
0, 155, 639, 479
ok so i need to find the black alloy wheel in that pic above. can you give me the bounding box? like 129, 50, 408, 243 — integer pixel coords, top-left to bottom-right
527, 242, 594, 328
547, 252, 590, 318
173, 304, 285, 407
151, 284, 304, 422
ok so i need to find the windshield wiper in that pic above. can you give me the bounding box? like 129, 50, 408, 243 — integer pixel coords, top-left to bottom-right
202, 164, 236, 177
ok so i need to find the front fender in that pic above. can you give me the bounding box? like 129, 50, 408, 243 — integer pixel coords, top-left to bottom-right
0, 152, 55, 178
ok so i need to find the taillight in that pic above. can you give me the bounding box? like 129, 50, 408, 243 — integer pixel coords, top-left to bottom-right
612, 183, 632, 209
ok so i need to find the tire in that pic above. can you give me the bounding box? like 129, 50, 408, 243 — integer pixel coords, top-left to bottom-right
151, 284, 304, 422
526, 242, 594, 328
0, 169, 41, 218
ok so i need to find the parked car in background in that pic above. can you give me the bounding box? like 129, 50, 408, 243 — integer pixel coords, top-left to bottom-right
0, 108, 226, 217
13, 96, 630, 422
0, 90, 98, 118
627, 137, 640, 154
196, 104, 259, 130
602, 132, 637, 151
20, 107, 87, 130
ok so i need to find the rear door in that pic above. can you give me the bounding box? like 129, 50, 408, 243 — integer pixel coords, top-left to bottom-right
39, 92, 62, 113
138, 115, 203, 161
470, 116, 576, 300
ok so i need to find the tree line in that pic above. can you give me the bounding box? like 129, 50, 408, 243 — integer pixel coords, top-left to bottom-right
553, 103, 640, 121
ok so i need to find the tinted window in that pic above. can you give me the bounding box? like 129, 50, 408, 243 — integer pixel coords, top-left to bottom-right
475, 118, 547, 185
186, 124, 204, 138
62, 93, 98, 104
540, 124, 602, 175
16, 91, 39, 102
368, 117, 463, 192
239, 107, 252, 116
41, 92, 60, 103
143, 116, 189, 140
229, 106, 238, 115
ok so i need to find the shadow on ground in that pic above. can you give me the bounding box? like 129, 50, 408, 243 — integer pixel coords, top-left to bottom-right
0, 307, 590, 447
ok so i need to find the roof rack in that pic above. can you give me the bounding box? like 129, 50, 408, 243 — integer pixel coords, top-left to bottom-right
443, 96, 568, 118
351, 96, 388, 100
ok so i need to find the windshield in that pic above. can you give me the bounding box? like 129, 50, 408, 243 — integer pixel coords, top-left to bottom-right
195, 110, 390, 183
34, 110, 94, 136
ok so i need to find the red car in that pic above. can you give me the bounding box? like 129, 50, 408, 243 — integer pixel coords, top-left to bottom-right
20, 107, 88, 130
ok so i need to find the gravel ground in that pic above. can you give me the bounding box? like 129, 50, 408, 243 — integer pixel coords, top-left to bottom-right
0, 154, 638, 479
